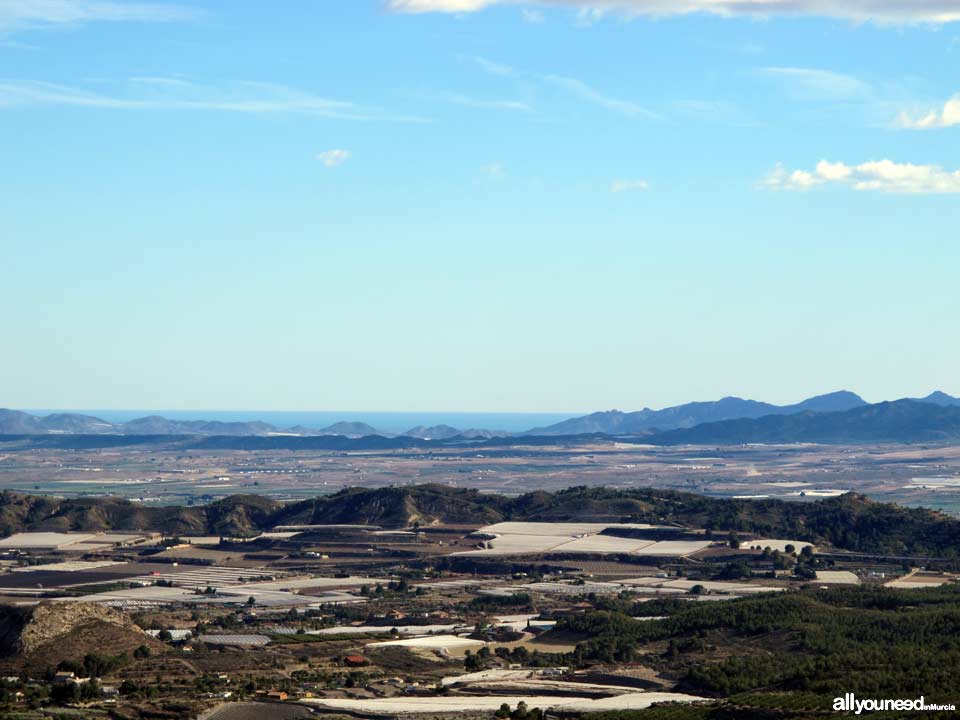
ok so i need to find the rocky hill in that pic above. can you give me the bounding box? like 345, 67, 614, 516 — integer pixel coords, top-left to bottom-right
0, 602, 162, 669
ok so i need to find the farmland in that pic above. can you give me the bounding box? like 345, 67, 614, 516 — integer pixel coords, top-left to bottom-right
0, 484, 957, 718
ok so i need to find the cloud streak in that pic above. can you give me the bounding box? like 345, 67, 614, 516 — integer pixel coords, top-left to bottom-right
761, 67, 870, 101
387, 0, 960, 24
611, 179, 649, 192
448, 93, 531, 111
316, 149, 351, 167
545, 74, 658, 119
0, 0, 196, 34
0, 79, 419, 121
762, 159, 960, 194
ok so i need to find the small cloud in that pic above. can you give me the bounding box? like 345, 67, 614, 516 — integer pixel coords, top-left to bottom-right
316, 149, 350, 167
545, 74, 658, 120
449, 94, 531, 112
575, 8, 608, 26
894, 95, 960, 129
610, 179, 649, 192
0, 0, 197, 34
483, 162, 505, 177
761, 67, 870, 101
0, 79, 419, 121
521, 8, 545, 23
474, 56, 514, 77
761, 159, 960, 194
386, 0, 960, 25
673, 99, 759, 127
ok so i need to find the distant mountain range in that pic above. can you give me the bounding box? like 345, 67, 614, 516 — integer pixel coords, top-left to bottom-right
1, 390, 958, 443
0, 409, 506, 440
523, 390, 871, 435
646, 399, 960, 445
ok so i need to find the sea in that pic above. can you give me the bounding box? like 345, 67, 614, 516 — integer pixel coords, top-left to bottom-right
25, 410, 580, 435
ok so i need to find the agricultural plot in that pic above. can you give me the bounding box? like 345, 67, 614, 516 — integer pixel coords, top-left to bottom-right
456, 534, 573, 556
816, 571, 860, 585
313, 624, 462, 636
745, 538, 814, 553
885, 573, 954, 589
0, 532, 97, 549
63, 585, 199, 603
11, 560, 126, 573
458, 521, 709, 557
126, 566, 273, 589
633, 540, 713, 556
620, 578, 784, 594
365, 634, 485, 650
477, 522, 669, 537
551, 535, 657, 554
198, 634, 271, 647
413, 578, 502, 591
301, 691, 706, 714
240, 575, 384, 591
521, 581, 626, 596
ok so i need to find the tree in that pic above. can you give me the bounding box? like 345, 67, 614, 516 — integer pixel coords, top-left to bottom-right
728, 532, 741, 549
51, 682, 79, 704
247, 596, 256, 606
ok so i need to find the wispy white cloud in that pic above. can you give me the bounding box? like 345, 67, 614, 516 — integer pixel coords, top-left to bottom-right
474, 56, 515, 77
387, 0, 960, 24
762, 159, 960, 194
521, 8, 545, 23
0, 0, 196, 34
574, 8, 609, 26
483, 162, 505, 177
761, 67, 870, 101
448, 93, 531, 111
545, 74, 658, 119
673, 98, 759, 127
611, 179, 649, 192
0, 78, 420, 121
894, 95, 960, 129
316, 149, 351, 167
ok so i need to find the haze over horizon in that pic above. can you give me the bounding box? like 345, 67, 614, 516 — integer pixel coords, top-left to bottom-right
15, 387, 960, 419
3, 1, 959, 412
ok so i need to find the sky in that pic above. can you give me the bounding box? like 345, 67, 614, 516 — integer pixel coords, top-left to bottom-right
1, 0, 958, 413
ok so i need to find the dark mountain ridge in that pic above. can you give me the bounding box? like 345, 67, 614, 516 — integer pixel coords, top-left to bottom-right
1, 485, 958, 558
647, 399, 960, 445
525, 391, 870, 435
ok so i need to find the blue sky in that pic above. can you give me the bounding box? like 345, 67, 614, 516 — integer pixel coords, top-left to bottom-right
2, 0, 958, 413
